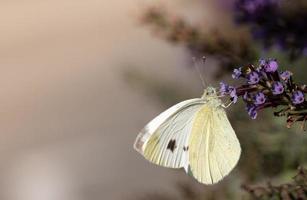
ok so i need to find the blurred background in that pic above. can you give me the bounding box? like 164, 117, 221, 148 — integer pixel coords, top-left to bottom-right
0, 0, 306, 199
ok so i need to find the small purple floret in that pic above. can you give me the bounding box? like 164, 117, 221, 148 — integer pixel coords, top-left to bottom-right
219, 82, 238, 103
247, 71, 260, 84
246, 104, 258, 119
257, 59, 266, 73
259, 58, 266, 67
280, 71, 292, 81
232, 68, 242, 79
230, 87, 238, 103
265, 60, 278, 72
292, 91, 305, 105
272, 82, 284, 95
219, 82, 229, 96
254, 92, 266, 105
243, 92, 249, 100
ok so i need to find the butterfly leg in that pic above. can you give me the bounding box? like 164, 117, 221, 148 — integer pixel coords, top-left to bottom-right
222, 101, 233, 108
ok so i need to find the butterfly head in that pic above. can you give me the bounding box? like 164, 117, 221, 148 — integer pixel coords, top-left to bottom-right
201, 86, 217, 99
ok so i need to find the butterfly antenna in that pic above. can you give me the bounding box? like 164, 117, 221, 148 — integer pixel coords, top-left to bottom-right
192, 56, 208, 88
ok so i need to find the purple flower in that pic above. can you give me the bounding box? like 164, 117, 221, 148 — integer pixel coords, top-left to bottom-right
219, 82, 230, 96
243, 2, 257, 13
243, 92, 249, 100
259, 58, 266, 67
280, 71, 292, 81
246, 104, 258, 119
272, 81, 284, 95
254, 92, 266, 105
219, 82, 238, 103
232, 68, 242, 79
230, 88, 238, 103
257, 59, 267, 73
235, 0, 306, 58
247, 71, 260, 84
264, 60, 278, 72
242, 0, 266, 14
292, 91, 305, 105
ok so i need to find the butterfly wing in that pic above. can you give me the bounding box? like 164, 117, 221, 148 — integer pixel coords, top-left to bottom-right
134, 99, 204, 170
188, 104, 241, 184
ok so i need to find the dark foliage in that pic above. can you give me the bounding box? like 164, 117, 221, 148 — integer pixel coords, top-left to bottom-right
242, 166, 307, 200
141, 6, 257, 77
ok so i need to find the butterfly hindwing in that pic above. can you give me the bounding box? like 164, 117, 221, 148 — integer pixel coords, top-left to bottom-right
188, 104, 241, 184
134, 99, 204, 169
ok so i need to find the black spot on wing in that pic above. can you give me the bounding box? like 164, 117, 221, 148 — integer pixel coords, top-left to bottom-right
183, 146, 189, 151
167, 139, 177, 152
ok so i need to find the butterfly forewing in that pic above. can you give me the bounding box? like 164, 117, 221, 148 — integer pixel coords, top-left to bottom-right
134, 99, 204, 169
188, 104, 241, 184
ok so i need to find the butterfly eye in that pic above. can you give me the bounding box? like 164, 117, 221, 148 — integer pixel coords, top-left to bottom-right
206, 88, 215, 95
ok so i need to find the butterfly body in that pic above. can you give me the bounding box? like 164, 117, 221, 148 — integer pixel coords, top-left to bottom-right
134, 87, 241, 184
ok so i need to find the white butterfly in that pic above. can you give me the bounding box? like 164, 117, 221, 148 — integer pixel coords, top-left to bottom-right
134, 86, 241, 184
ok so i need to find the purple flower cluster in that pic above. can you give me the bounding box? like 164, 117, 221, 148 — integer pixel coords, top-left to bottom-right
220, 59, 306, 120
235, 0, 307, 59
237, 0, 278, 15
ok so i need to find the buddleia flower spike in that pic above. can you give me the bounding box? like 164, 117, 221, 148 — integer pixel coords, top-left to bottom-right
220, 58, 307, 129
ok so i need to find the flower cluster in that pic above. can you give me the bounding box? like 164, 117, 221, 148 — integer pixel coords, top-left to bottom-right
235, 0, 307, 59
220, 59, 307, 127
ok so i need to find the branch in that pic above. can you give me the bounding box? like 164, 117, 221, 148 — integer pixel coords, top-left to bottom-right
242, 166, 307, 199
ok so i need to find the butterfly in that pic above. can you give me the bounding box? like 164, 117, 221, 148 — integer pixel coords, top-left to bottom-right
134, 86, 241, 184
